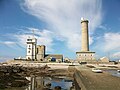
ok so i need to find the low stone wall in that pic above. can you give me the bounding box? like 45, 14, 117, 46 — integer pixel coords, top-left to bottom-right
1, 60, 73, 70
87, 62, 114, 65
74, 70, 86, 90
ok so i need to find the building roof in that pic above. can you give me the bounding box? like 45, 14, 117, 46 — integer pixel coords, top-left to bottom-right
99, 56, 109, 62
45, 54, 63, 59
76, 51, 95, 53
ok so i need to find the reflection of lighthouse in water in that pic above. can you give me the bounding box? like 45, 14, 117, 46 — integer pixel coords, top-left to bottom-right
30, 76, 36, 90
25, 76, 44, 90
36, 77, 44, 89
25, 76, 74, 90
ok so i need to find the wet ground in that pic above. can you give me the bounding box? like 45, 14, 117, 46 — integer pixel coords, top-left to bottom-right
1, 76, 74, 90
105, 69, 120, 77
74, 65, 120, 90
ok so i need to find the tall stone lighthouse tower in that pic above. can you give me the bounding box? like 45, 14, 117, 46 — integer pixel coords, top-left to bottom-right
81, 18, 89, 52
76, 18, 95, 62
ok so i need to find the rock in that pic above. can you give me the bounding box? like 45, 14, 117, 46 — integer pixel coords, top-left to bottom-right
54, 86, 61, 90
45, 82, 51, 88
42, 88, 52, 90
0, 64, 51, 89
0, 72, 29, 89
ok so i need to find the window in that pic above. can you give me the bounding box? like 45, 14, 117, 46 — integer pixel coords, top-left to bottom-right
28, 51, 30, 53
28, 48, 31, 50
27, 39, 32, 41
37, 48, 38, 53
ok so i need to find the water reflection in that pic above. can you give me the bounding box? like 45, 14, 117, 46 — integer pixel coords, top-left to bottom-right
3, 76, 74, 90
25, 76, 74, 90
106, 70, 120, 77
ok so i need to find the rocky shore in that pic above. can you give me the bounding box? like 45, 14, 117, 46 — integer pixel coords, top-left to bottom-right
0, 62, 75, 89
0, 64, 52, 89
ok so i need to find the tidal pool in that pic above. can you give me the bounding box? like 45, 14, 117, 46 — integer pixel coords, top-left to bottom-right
3, 76, 74, 90
106, 69, 120, 77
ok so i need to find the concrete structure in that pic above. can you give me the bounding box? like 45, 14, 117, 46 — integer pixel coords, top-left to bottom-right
76, 18, 95, 61
74, 65, 120, 90
26, 37, 37, 60
36, 45, 45, 61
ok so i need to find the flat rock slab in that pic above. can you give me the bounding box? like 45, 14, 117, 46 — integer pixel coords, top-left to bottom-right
75, 66, 120, 90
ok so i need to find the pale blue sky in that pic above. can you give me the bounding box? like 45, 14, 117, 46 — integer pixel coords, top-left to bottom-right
0, 0, 120, 61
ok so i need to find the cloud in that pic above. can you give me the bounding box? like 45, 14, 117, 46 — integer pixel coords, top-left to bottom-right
103, 33, 120, 51
0, 41, 16, 45
0, 41, 16, 48
0, 27, 54, 52
94, 32, 120, 55
11, 27, 54, 52
98, 24, 111, 31
112, 52, 120, 57
98, 25, 107, 30
21, 0, 103, 51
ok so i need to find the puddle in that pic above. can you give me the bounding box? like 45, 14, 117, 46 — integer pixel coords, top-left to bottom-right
3, 76, 74, 90
106, 69, 120, 78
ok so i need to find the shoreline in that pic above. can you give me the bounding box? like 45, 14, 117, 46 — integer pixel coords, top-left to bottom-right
0, 61, 75, 89
1, 60, 120, 89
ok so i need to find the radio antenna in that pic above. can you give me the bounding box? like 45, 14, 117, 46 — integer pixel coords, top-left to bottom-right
32, 30, 35, 38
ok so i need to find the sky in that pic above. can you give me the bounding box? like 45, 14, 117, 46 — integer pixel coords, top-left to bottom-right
0, 0, 120, 62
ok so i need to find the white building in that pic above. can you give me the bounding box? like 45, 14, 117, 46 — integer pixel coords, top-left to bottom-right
76, 52, 95, 61
26, 37, 37, 60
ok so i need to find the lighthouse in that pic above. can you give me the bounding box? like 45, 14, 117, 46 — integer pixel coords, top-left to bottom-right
76, 18, 95, 61
81, 18, 89, 52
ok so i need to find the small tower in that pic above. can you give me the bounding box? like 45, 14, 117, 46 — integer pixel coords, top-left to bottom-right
36, 45, 46, 61
26, 31, 37, 60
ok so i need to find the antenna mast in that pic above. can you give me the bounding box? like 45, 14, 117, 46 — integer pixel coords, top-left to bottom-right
32, 29, 35, 38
